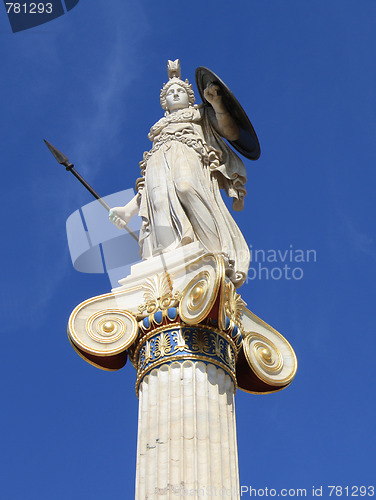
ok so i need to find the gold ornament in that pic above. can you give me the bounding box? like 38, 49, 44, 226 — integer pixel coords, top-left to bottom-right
69, 309, 138, 357
138, 273, 181, 315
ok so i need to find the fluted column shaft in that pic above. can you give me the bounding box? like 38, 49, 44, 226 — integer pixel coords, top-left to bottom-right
135, 360, 239, 499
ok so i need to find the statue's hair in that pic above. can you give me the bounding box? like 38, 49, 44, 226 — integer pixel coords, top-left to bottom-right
160, 77, 195, 111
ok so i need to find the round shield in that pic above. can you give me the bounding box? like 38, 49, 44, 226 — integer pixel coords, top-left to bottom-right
195, 66, 261, 160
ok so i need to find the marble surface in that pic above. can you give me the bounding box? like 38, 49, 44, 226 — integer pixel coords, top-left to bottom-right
135, 361, 239, 499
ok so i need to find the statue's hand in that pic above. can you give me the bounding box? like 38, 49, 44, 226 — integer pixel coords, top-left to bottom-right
204, 83, 224, 110
204, 82, 239, 141
109, 206, 132, 230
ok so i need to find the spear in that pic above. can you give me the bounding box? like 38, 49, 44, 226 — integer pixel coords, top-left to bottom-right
44, 139, 138, 242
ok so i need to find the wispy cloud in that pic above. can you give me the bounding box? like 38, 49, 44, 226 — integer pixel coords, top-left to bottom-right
343, 215, 375, 260
1, 5, 150, 331
69, 6, 149, 178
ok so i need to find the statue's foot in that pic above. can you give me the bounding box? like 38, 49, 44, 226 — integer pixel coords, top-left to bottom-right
221, 253, 236, 278
219, 253, 247, 288
232, 271, 247, 288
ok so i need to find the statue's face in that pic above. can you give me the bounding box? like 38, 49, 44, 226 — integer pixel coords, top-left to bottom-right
165, 83, 189, 111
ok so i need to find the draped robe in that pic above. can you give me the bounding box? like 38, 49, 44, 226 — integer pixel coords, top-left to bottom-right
136, 106, 250, 286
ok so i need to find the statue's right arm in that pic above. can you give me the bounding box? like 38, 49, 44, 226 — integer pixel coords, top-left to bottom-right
109, 194, 140, 230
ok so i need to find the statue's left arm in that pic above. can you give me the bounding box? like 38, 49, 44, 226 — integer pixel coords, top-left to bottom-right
203, 83, 239, 142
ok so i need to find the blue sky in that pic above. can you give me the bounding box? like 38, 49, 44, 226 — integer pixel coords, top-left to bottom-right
1, 1, 375, 498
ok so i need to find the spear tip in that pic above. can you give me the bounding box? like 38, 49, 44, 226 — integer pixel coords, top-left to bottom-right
44, 139, 71, 168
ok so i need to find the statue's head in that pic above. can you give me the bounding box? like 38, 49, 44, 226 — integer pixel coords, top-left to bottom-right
160, 59, 195, 112
160, 78, 195, 112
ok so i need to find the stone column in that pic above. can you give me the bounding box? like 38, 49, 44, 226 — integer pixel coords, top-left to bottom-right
131, 319, 241, 500
67, 248, 297, 500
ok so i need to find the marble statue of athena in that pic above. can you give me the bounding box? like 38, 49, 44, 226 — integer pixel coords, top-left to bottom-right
68, 59, 297, 500
109, 59, 251, 287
